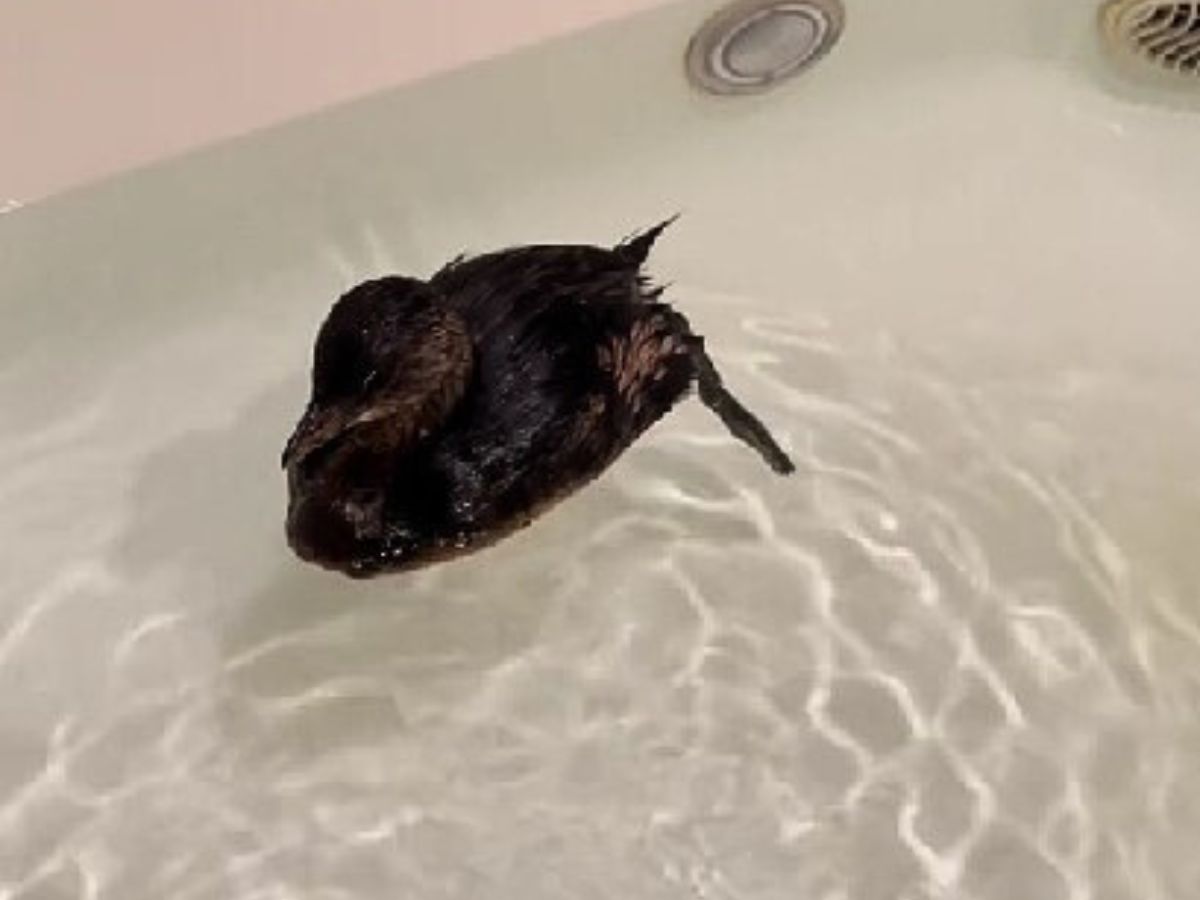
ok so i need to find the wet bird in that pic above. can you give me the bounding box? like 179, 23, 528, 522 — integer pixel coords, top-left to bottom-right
282, 219, 793, 577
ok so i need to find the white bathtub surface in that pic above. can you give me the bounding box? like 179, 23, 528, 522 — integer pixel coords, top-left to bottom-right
3, 0, 1200, 898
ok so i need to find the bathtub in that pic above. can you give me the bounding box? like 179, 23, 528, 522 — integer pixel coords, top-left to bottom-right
2, 0, 1199, 897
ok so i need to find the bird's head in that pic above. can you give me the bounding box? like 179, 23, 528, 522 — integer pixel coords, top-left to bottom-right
282, 276, 441, 472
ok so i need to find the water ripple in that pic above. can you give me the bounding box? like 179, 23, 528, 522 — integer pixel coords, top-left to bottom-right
3, 290, 1200, 898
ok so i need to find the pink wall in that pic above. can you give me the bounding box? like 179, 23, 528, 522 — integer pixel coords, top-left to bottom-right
0, 0, 669, 203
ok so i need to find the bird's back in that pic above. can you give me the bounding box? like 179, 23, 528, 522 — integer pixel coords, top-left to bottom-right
411, 244, 652, 536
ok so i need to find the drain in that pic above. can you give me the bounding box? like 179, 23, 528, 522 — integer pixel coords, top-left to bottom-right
686, 0, 844, 95
1101, 0, 1200, 75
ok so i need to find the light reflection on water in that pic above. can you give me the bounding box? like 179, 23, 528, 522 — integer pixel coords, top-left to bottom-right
1, 287, 1198, 900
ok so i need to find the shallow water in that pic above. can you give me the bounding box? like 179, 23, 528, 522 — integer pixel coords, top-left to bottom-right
3, 281, 1199, 900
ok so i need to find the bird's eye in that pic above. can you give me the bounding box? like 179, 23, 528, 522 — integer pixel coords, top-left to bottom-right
314, 332, 374, 400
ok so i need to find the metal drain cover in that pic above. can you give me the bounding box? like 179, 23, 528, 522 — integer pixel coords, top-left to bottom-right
686, 0, 844, 95
1101, 0, 1200, 75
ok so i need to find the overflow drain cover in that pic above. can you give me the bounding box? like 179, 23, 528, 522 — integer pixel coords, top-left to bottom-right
686, 0, 844, 95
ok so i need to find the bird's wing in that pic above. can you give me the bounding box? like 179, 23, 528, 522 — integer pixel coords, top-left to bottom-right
282, 304, 473, 469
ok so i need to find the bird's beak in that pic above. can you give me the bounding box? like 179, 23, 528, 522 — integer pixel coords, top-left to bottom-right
281, 403, 348, 469
282, 396, 405, 469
